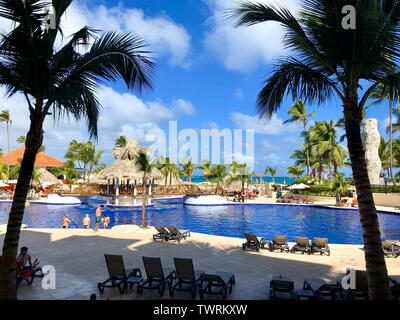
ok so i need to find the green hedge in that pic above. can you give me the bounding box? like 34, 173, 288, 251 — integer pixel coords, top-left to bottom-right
371, 185, 400, 194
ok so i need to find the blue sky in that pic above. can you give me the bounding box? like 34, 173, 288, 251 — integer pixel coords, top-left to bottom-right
0, 0, 395, 176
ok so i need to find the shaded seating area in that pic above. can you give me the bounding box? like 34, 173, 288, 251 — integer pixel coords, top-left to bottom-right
169, 258, 204, 299
137, 257, 176, 297
199, 272, 235, 300
242, 233, 267, 252
290, 236, 311, 254
382, 240, 400, 258
268, 235, 290, 252
167, 227, 191, 242
311, 237, 330, 256
97, 254, 142, 294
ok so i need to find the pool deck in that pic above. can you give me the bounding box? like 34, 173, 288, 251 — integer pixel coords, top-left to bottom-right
0, 225, 399, 300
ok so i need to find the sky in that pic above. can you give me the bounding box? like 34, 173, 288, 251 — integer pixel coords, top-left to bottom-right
0, 0, 396, 176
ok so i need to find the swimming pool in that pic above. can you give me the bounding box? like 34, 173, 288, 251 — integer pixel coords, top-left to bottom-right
1, 197, 399, 245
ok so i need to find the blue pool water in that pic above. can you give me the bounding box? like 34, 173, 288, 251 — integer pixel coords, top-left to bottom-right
1, 197, 400, 245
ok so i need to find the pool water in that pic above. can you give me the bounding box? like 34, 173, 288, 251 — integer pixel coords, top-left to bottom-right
1, 197, 400, 245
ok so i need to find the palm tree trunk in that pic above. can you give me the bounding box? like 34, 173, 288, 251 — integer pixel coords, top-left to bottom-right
6, 122, 10, 179
142, 176, 147, 227
304, 122, 310, 175
242, 181, 245, 202
389, 100, 396, 186
329, 151, 332, 180
344, 101, 391, 300
0, 113, 44, 300
165, 173, 167, 185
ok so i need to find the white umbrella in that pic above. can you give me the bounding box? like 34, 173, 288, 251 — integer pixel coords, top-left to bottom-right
288, 183, 310, 190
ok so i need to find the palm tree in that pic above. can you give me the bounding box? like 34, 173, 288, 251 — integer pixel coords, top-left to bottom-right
392, 106, 400, 134
16, 135, 45, 152
198, 159, 212, 182
379, 136, 390, 179
226, 163, 252, 201
0, 110, 11, 179
264, 166, 277, 184
332, 173, 352, 195
209, 164, 228, 194
0, 163, 8, 181
369, 83, 399, 185
0, 0, 154, 300
156, 156, 176, 185
115, 135, 127, 148
286, 165, 304, 179
181, 158, 195, 183
230, 0, 399, 298
283, 100, 315, 174
135, 151, 154, 228
169, 164, 181, 185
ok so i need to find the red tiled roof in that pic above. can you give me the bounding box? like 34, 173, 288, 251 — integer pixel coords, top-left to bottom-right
0, 146, 65, 167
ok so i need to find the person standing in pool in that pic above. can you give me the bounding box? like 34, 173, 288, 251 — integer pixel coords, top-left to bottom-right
83, 214, 90, 229
101, 215, 110, 229
62, 215, 71, 229
94, 205, 104, 232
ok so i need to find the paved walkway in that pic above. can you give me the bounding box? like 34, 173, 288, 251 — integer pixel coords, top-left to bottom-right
1, 225, 399, 300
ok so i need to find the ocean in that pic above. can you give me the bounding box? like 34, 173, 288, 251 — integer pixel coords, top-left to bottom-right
181, 176, 295, 185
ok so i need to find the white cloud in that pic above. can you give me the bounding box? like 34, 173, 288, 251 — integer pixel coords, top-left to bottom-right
55, 2, 192, 68
229, 112, 298, 136
233, 88, 244, 100
202, 0, 300, 72
202, 121, 220, 129
172, 99, 196, 116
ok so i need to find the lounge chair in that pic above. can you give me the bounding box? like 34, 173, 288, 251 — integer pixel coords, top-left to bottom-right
137, 257, 176, 297
311, 237, 330, 256
269, 279, 297, 300
169, 258, 204, 299
97, 254, 142, 294
199, 272, 235, 300
268, 235, 290, 253
382, 240, 400, 258
167, 227, 191, 242
242, 233, 267, 252
291, 237, 311, 254
303, 279, 348, 300
153, 226, 171, 242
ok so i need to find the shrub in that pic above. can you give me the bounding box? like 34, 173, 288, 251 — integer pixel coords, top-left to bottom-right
371, 185, 400, 194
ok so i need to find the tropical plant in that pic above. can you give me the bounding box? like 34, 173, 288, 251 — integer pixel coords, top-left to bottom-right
156, 156, 177, 185
332, 173, 352, 195
16, 135, 45, 152
0, 110, 11, 179
115, 135, 127, 148
229, 0, 399, 298
8, 159, 40, 185
181, 158, 195, 183
0, 0, 154, 300
283, 100, 315, 174
226, 163, 252, 200
264, 166, 277, 184
0, 163, 8, 181
198, 159, 212, 182
135, 151, 154, 228
209, 164, 228, 194
286, 165, 304, 179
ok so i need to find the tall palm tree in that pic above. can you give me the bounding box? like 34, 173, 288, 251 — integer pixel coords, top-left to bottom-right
181, 158, 195, 183
226, 163, 252, 201
198, 159, 212, 182
0, 0, 154, 300
392, 105, 400, 134
0, 110, 11, 179
379, 136, 390, 179
369, 83, 398, 185
135, 151, 154, 228
283, 100, 315, 174
115, 135, 127, 148
290, 143, 308, 171
230, 0, 400, 298
264, 166, 277, 184
156, 156, 176, 185
209, 164, 228, 194
286, 165, 304, 179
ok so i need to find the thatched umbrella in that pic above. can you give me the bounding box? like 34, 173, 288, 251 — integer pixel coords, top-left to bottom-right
33, 168, 61, 186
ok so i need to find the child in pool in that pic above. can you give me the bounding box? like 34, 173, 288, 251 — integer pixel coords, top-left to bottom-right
101, 215, 110, 229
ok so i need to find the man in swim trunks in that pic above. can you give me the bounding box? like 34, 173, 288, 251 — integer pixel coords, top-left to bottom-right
62, 215, 71, 229
94, 205, 104, 232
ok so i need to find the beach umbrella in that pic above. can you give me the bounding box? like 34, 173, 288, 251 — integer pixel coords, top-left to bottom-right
288, 183, 309, 190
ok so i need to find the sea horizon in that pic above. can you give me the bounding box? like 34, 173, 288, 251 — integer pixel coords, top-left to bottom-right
181, 176, 296, 185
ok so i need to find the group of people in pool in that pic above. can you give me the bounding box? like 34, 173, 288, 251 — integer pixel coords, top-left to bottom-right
61, 204, 110, 231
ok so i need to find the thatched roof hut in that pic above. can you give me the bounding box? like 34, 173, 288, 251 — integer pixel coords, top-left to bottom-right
34, 168, 61, 186
90, 139, 180, 185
